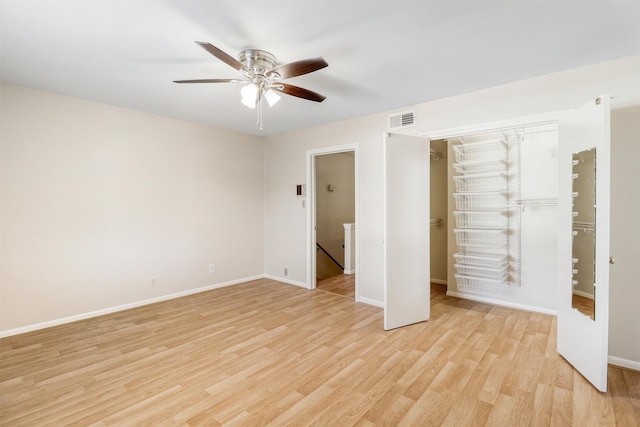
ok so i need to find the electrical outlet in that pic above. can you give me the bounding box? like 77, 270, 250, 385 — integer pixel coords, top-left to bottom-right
284, 267, 288, 276
209, 264, 215, 273
151, 277, 156, 287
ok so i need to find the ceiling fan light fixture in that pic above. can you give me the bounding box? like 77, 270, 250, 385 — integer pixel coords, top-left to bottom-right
264, 89, 281, 107
240, 83, 258, 108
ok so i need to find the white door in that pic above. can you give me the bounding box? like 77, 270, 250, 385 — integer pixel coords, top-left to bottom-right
383, 133, 431, 330
557, 96, 611, 391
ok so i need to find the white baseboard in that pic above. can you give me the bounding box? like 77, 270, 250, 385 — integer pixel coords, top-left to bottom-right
572, 290, 594, 299
430, 279, 447, 285
446, 290, 557, 316
358, 296, 384, 308
263, 274, 308, 289
0, 275, 265, 338
343, 269, 355, 275
608, 356, 640, 372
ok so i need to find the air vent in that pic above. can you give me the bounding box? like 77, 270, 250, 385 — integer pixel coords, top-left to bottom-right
388, 110, 415, 130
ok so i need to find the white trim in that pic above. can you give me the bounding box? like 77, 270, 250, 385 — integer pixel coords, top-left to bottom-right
382, 132, 389, 318
430, 279, 448, 285
608, 356, 640, 372
358, 296, 384, 308
306, 143, 360, 301
0, 275, 265, 338
446, 291, 557, 316
343, 269, 355, 275
306, 143, 358, 157
263, 274, 307, 288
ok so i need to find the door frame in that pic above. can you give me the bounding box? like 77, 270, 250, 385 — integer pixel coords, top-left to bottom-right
306, 143, 359, 300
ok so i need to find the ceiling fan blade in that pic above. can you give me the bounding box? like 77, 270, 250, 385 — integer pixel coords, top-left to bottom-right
273, 83, 326, 102
267, 57, 328, 79
194, 41, 249, 75
173, 78, 242, 84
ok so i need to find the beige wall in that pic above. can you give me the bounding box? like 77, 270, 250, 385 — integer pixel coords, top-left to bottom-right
263, 114, 388, 303
0, 83, 265, 333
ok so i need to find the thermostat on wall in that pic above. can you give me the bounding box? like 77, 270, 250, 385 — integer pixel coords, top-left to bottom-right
296, 184, 305, 197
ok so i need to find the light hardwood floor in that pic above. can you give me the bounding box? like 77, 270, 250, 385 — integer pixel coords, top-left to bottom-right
317, 274, 355, 299
1, 279, 638, 426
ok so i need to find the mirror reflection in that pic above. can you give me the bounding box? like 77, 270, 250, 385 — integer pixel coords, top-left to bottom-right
571, 148, 596, 320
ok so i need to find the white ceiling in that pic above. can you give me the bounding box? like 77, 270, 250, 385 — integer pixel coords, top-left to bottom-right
1, 1, 639, 136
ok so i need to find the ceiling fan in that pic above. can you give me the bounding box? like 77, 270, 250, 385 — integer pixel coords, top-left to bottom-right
174, 41, 328, 129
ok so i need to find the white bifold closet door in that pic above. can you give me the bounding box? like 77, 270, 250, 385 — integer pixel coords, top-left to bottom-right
557, 96, 611, 392
383, 133, 431, 330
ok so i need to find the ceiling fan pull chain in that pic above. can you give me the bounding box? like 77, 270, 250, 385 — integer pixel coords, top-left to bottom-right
257, 96, 263, 130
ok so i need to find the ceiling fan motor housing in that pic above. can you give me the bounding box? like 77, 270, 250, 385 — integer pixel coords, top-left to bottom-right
238, 49, 277, 77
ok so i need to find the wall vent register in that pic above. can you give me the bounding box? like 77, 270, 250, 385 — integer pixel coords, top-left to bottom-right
388, 110, 415, 130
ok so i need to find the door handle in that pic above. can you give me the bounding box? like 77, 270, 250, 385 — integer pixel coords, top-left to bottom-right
609, 256, 615, 265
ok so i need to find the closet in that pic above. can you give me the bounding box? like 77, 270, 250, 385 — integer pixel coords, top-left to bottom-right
441, 124, 560, 312
388, 96, 611, 392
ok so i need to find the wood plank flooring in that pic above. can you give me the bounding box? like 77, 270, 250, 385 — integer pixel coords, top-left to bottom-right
317, 274, 355, 299
1, 279, 638, 426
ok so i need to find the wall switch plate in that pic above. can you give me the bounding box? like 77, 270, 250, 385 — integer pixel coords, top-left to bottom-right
209, 264, 215, 273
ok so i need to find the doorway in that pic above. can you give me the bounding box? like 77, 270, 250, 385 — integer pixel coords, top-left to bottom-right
306, 144, 359, 300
